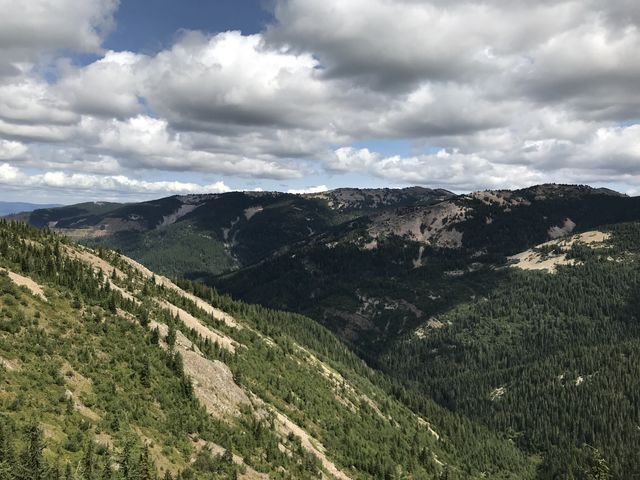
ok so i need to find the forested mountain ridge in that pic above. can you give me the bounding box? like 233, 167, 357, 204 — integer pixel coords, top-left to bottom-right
383, 223, 640, 477
14, 184, 635, 282
0, 220, 537, 479
9, 183, 640, 477
211, 186, 640, 477
12, 188, 454, 277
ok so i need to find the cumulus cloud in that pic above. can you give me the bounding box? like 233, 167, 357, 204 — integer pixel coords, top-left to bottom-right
0, 0, 118, 75
93, 115, 304, 178
0, 140, 27, 160
0, 162, 230, 196
55, 51, 144, 118
268, 0, 582, 90
326, 121, 640, 191
326, 147, 543, 190
143, 31, 332, 131
287, 185, 328, 194
1, 0, 640, 200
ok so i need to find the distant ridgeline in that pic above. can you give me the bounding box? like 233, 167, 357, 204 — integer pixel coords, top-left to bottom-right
0, 202, 62, 216
0, 220, 539, 479
10, 183, 640, 478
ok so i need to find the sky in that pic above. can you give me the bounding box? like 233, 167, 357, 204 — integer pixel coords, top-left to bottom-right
0, 0, 639, 203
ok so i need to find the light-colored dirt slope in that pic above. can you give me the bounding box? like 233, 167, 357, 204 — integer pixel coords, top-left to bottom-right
273, 409, 351, 480
150, 319, 249, 418
250, 392, 351, 480
301, 346, 387, 421
1, 268, 46, 300
181, 350, 250, 417
509, 230, 611, 272
368, 201, 467, 248
157, 299, 237, 353
119, 255, 240, 329
64, 245, 126, 278
63, 245, 137, 301
0, 355, 19, 371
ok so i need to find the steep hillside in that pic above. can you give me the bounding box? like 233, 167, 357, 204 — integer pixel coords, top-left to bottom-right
12, 183, 640, 478
378, 222, 640, 478
214, 185, 640, 349
0, 220, 535, 479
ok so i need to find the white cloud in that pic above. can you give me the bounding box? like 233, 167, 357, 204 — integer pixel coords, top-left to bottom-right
93, 114, 305, 178
287, 185, 328, 194
0, 162, 230, 196
56, 51, 144, 118
2, 0, 640, 199
0, 140, 27, 160
0, 0, 118, 74
326, 121, 640, 191
326, 147, 543, 190
268, 0, 589, 90
0, 77, 77, 126
0, 162, 21, 182
143, 31, 329, 129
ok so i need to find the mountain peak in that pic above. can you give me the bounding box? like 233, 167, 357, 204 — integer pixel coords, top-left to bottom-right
305, 186, 455, 211
514, 183, 626, 200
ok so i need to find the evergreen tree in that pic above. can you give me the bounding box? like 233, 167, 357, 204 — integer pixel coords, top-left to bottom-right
17, 424, 44, 480
580, 445, 611, 480
81, 440, 94, 480
140, 356, 151, 388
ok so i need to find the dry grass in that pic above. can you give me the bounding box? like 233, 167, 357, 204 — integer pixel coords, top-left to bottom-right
509, 230, 611, 272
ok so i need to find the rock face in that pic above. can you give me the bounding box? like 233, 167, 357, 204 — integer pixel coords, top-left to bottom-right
307, 187, 455, 211
368, 201, 467, 248
548, 218, 576, 239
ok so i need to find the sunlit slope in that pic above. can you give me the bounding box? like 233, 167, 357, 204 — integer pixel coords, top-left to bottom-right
0, 220, 535, 479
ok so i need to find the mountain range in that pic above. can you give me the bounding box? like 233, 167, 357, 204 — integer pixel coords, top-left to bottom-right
0, 218, 533, 479
5, 183, 640, 477
0, 202, 62, 216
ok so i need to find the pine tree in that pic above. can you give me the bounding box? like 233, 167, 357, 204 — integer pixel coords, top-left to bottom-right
138, 446, 152, 480
119, 441, 133, 480
580, 444, 611, 480
81, 440, 95, 480
101, 456, 112, 480
0, 421, 13, 467
17, 424, 44, 480
140, 356, 151, 388
166, 325, 176, 349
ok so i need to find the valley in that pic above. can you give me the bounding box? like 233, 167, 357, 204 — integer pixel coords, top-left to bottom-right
5, 183, 640, 478
0, 220, 534, 479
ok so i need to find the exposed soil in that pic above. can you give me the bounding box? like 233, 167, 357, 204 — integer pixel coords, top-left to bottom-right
509, 230, 610, 272
249, 393, 352, 480
157, 299, 237, 353
119, 255, 241, 329
1, 268, 46, 300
